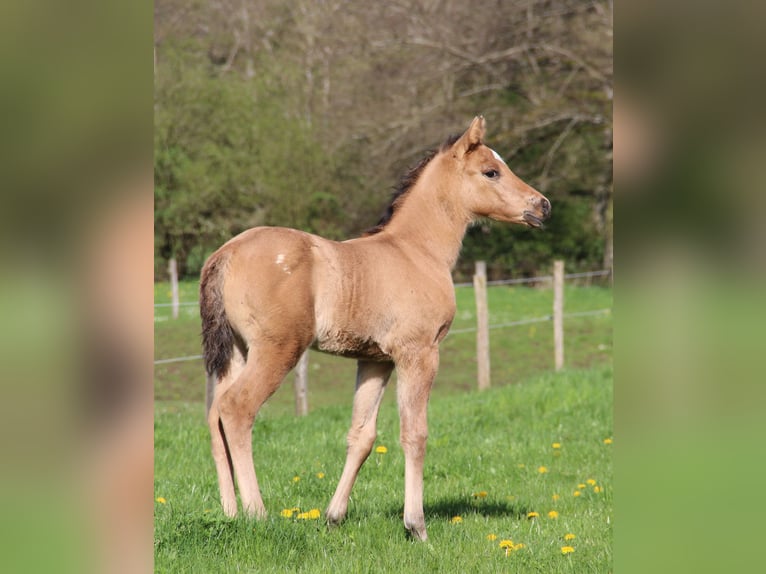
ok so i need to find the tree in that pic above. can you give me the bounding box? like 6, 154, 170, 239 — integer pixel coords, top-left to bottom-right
154, 0, 612, 278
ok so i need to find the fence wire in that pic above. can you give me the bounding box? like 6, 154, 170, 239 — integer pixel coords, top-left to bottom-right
445, 308, 610, 336
453, 269, 611, 288
154, 354, 204, 365
154, 309, 611, 365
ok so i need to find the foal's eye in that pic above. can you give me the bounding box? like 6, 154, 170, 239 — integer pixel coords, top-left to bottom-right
483, 169, 499, 179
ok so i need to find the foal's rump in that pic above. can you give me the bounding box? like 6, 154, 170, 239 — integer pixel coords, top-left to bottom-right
200, 227, 320, 379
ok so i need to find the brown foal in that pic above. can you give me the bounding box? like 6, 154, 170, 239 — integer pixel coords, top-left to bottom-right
200, 116, 550, 540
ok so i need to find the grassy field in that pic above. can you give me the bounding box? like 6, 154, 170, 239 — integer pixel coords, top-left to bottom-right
155, 366, 613, 572
154, 279, 612, 415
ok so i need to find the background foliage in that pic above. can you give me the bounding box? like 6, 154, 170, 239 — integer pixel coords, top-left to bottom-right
154, 0, 612, 280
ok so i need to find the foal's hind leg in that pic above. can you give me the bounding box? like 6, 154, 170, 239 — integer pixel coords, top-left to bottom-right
326, 360, 394, 525
207, 344, 246, 517
217, 344, 302, 518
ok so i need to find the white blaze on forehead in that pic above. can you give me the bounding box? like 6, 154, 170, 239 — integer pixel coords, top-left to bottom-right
490, 148, 507, 165
275, 254, 285, 265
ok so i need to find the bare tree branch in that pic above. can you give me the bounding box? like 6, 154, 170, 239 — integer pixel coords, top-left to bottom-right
540, 116, 579, 182
538, 43, 610, 84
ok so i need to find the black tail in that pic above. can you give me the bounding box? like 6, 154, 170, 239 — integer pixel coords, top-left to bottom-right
200, 251, 235, 379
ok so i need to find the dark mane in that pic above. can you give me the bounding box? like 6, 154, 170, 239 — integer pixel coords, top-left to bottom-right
363, 133, 461, 236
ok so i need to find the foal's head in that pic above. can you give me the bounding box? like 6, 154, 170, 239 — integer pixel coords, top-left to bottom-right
445, 116, 551, 228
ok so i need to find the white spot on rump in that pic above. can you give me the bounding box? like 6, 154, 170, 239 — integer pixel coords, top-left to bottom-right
275, 253, 291, 274
490, 148, 506, 165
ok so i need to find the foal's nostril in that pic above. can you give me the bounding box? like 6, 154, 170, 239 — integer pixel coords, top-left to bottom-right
540, 197, 551, 217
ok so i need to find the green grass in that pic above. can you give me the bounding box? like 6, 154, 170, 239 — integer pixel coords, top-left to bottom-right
154, 278, 613, 570
154, 280, 612, 416
154, 366, 612, 572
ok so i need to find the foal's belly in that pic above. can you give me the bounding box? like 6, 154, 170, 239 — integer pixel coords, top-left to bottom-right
311, 333, 392, 362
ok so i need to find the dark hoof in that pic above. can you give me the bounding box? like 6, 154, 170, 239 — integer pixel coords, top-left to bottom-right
405, 523, 428, 541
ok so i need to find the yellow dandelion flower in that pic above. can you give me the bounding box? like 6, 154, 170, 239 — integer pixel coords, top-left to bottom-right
316, 472, 325, 479
293, 476, 301, 483
290, 506, 301, 512
296, 512, 308, 519
586, 479, 597, 486
499, 539, 523, 557
552, 493, 561, 501
487, 534, 497, 541
375, 445, 388, 454
538, 466, 548, 474
564, 533, 576, 541
527, 511, 539, 519
280, 509, 294, 518
472, 491, 488, 498
450, 516, 462, 524
594, 486, 602, 493
155, 497, 167, 504
547, 510, 559, 519
307, 508, 321, 519
603, 437, 613, 444
573, 490, 582, 497
577, 483, 586, 489
561, 546, 575, 555
552, 443, 561, 449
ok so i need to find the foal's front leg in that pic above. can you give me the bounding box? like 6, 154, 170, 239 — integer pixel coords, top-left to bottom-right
396, 348, 439, 541
326, 360, 393, 525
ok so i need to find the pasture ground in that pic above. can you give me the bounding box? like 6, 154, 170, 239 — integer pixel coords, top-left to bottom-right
155, 366, 612, 572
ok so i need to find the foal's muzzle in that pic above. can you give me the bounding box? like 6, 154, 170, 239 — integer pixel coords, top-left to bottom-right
523, 197, 551, 229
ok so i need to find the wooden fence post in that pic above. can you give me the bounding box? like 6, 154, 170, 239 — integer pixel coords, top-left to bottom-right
169, 257, 179, 319
553, 260, 565, 371
294, 349, 310, 416
474, 261, 490, 390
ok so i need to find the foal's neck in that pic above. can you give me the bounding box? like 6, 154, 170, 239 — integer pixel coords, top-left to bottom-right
383, 158, 470, 270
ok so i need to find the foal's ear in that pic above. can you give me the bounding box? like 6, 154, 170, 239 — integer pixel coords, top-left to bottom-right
453, 116, 486, 157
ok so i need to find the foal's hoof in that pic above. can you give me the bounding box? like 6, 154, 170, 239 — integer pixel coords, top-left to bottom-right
325, 511, 345, 528
405, 523, 428, 541
222, 504, 238, 519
